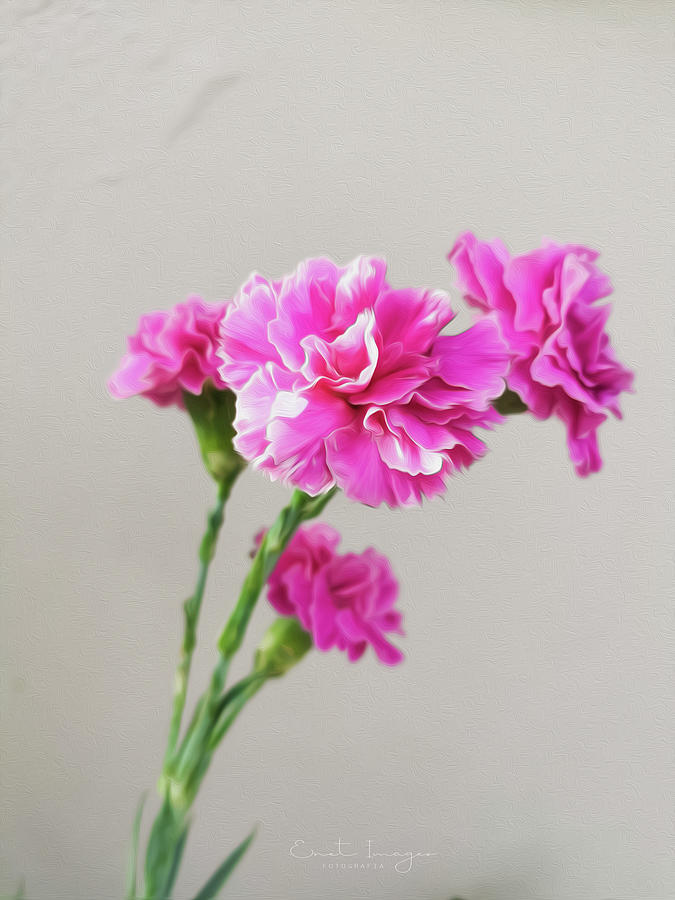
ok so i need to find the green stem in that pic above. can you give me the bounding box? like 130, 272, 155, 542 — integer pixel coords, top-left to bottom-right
208, 672, 268, 749
145, 487, 335, 897
218, 487, 337, 659
181, 672, 269, 805
143, 474, 239, 900
163, 474, 238, 770
182, 618, 313, 809
171, 487, 336, 808
170, 656, 229, 795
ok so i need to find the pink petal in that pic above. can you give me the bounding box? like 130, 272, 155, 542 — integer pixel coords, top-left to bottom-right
268, 259, 341, 371
432, 317, 509, 402
219, 277, 281, 390
374, 286, 454, 354
300, 309, 379, 393
333, 256, 388, 324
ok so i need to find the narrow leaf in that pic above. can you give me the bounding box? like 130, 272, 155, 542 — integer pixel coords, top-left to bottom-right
160, 825, 189, 900
144, 799, 186, 897
126, 792, 146, 900
191, 826, 257, 900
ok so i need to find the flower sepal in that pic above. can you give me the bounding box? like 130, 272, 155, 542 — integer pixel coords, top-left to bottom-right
183, 383, 246, 483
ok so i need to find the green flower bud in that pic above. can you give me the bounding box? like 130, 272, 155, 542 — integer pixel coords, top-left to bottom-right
254, 618, 312, 678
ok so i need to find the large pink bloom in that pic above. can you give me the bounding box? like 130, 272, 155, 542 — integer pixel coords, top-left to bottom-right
219, 257, 508, 506
262, 523, 403, 666
449, 234, 635, 476
109, 296, 229, 407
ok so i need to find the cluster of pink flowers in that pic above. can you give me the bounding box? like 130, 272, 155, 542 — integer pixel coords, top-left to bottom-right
259, 523, 404, 666
109, 236, 633, 666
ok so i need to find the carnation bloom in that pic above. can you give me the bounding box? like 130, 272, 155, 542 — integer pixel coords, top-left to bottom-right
449, 234, 635, 476
108, 296, 229, 407
261, 523, 403, 665
218, 257, 509, 506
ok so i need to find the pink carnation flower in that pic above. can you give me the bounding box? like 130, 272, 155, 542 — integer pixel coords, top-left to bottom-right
449, 234, 635, 476
219, 257, 509, 506
108, 296, 229, 407
261, 523, 404, 666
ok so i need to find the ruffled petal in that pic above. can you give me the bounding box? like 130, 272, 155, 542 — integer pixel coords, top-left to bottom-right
109, 297, 229, 408
432, 317, 509, 404
265, 386, 355, 495
374, 286, 454, 354
300, 309, 379, 393
449, 234, 634, 475
218, 276, 282, 390
268, 259, 342, 371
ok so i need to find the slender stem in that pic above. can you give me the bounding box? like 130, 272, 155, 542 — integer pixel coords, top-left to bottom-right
171, 655, 229, 790
181, 672, 269, 805
208, 673, 267, 749
163, 473, 238, 770
218, 487, 337, 659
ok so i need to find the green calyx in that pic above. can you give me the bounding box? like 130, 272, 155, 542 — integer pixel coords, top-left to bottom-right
254, 618, 312, 678
183, 384, 246, 482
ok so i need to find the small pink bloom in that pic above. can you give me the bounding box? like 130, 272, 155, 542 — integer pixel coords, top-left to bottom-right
449, 234, 634, 475
261, 524, 404, 666
219, 257, 509, 506
108, 296, 229, 407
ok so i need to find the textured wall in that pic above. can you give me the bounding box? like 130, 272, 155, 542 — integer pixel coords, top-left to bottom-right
2, 2, 673, 898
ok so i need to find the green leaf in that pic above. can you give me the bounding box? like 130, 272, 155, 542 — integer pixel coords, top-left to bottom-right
126, 792, 147, 900
190, 827, 257, 900
144, 799, 189, 899
160, 826, 189, 899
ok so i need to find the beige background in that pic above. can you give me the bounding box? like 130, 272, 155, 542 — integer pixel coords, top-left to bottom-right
2, 2, 674, 898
